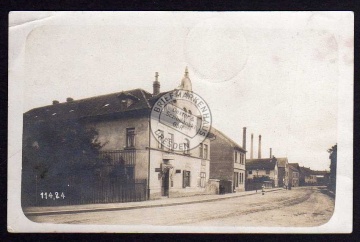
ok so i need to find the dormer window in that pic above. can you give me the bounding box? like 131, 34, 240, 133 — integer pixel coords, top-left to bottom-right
69, 110, 74, 112
117, 92, 140, 109
52, 113, 57, 116
120, 99, 133, 109
103, 104, 110, 107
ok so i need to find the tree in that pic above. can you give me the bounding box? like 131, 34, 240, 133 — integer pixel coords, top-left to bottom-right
327, 144, 337, 193
22, 119, 110, 206
23, 120, 106, 178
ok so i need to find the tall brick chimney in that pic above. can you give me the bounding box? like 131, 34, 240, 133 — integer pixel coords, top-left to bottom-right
270, 148, 272, 158
242, 127, 247, 152
258, 135, 262, 158
250, 133, 254, 159
153, 72, 160, 96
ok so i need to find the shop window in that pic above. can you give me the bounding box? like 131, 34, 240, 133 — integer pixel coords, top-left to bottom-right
266, 169, 270, 175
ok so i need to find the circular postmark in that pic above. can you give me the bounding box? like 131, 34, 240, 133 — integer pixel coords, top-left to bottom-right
150, 89, 212, 152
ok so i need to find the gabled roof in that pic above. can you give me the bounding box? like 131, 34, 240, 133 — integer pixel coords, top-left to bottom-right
24, 89, 152, 124
210, 127, 246, 152
289, 163, 300, 170
299, 167, 313, 176
289, 164, 299, 172
246, 158, 277, 170
277, 157, 288, 168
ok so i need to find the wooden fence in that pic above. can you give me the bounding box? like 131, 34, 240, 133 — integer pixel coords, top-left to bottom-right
22, 175, 147, 207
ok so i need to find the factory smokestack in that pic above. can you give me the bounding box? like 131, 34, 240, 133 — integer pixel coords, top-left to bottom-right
250, 133, 254, 159
270, 148, 272, 158
258, 135, 262, 159
242, 127, 247, 152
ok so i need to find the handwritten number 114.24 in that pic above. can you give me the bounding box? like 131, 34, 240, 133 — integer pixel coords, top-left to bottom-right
40, 192, 65, 199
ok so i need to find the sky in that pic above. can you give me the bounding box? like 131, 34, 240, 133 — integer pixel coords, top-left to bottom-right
9, 11, 353, 171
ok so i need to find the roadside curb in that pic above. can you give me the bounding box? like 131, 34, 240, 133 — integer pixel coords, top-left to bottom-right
320, 188, 336, 199
24, 188, 283, 216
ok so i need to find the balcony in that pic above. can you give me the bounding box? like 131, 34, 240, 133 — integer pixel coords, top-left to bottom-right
98, 149, 136, 166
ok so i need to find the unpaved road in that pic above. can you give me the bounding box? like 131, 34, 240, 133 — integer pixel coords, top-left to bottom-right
28, 187, 334, 227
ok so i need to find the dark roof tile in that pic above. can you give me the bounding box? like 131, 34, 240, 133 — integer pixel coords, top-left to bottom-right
246, 158, 277, 170
24, 89, 152, 123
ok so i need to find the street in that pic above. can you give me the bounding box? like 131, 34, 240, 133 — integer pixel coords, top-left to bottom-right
28, 187, 334, 227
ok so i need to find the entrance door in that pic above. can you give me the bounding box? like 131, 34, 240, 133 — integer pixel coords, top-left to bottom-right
162, 169, 170, 197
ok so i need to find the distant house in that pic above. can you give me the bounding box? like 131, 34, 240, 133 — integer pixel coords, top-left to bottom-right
299, 166, 316, 185
246, 158, 278, 189
312, 170, 330, 186
277, 157, 289, 188
288, 164, 300, 187
209, 128, 246, 193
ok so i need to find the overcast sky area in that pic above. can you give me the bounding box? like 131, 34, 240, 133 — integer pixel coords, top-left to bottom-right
9, 11, 353, 171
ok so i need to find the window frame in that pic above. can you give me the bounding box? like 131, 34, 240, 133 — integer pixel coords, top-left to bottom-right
203, 144, 208, 159
184, 138, 190, 154
157, 129, 164, 149
183, 170, 191, 188
200, 172, 206, 188
169, 133, 174, 151
126, 128, 135, 148
234, 172, 239, 187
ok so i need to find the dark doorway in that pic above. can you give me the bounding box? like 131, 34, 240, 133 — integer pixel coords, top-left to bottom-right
162, 169, 170, 197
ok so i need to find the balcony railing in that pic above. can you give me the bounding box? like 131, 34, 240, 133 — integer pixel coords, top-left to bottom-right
98, 149, 136, 166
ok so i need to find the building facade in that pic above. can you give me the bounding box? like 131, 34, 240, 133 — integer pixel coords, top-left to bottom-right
22, 68, 214, 205
209, 128, 246, 193
277, 157, 289, 188
288, 164, 300, 187
246, 158, 279, 189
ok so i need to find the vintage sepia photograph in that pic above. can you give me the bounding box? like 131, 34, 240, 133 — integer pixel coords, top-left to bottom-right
8, 11, 353, 233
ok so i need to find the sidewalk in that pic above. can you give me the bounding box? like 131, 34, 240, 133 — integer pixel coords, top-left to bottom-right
23, 188, 283, 216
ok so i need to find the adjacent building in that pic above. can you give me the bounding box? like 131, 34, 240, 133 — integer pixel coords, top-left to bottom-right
288, 163, 300, 187
312, 170, 330, 186
277, 157, 289, 188
245, 158, 279, 189
209, 127, 246, 193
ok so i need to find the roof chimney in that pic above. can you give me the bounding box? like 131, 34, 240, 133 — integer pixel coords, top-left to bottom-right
66, 97, 74, 102
242, 127, 247, 153
258, 135, 262, 159
153, 72, 160, 96
250, 133, 254, 159
270, 148, 272, 158
52, 100, 59, 105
